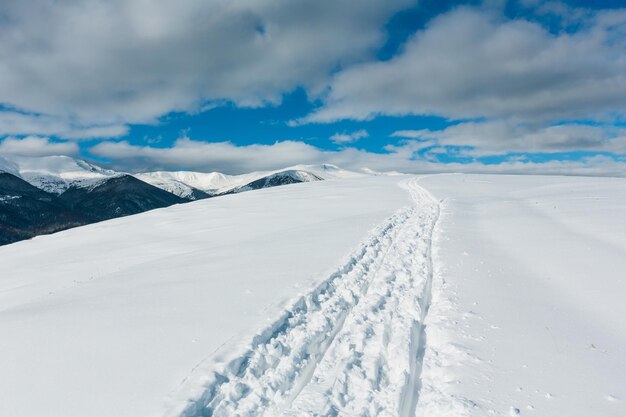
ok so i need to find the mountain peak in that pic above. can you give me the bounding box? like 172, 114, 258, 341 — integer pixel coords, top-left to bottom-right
0, 156, 20, 177
1, 155, 119, 194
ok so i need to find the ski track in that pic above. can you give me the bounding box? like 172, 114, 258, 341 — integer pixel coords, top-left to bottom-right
177, 178, 440, 417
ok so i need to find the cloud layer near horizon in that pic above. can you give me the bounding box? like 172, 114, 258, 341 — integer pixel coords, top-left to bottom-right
0, 137, 79, 158
86, 136, 626, 177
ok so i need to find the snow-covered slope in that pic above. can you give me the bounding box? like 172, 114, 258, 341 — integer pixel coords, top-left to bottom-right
1, 174, 624, 417
6, 155, 119, 194
415, 174, 626, 417
0, 176, 413, 417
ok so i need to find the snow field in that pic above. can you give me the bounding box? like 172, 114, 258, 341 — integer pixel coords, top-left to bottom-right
0, 176, 413, 417
416, 174, 626, 417
173, 179, 440, 417
2, 173, 624, 417
284, 181, 439, 417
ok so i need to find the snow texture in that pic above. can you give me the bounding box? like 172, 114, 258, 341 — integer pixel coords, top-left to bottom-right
415, 174, 626, 417
172, 178, 439, 417
1, 173, 625, 417
0, 176, 412, 417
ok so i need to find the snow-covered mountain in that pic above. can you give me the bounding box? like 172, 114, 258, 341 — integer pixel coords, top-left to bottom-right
136, 170, 246, 194
135, 164, 373, 197
0, 154, 405, 245
134, 172, 212, 200
0, 155, 19, 176
0, 156, 187, 245
1, 155, 385, 197
225, 169, 323, 194
0, 171, 89, 245
5, 155, 119, 194
291, 163, 371, 179
60, 174, 185, 221
136, 169, 325, 197
0, 168, 185, 245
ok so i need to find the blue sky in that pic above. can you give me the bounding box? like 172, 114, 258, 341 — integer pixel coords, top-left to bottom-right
1, 0, 626, 174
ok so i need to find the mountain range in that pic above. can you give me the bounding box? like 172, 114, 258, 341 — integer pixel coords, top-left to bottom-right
0, 155, 377, 245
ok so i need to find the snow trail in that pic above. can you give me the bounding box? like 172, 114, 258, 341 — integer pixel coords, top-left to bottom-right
176, 178, 439, 417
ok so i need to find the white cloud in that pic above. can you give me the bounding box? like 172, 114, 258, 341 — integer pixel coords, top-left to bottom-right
90, 138, 325, 173
0, 0, 410, 132
304, 7, 626, 124
91, 136, 433, 174
0, 136, 79, 157
0, 111, 128, 139
520, 0, 587, 21
330, 129, 369, 144
390, 130, 431, 139
391, 122, 626, 155
88, 136, 626, 177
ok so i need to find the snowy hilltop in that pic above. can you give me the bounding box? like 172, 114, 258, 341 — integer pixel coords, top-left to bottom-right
1, 172, 624, 417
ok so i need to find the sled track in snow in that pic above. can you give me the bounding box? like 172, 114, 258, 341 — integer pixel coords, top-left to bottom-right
176, 178, 440, 417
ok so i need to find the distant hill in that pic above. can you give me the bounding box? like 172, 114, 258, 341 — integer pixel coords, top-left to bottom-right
0, 156, 355, 246
221, 170, 323, 195
0, 172, 89, 245
59, 174, 185, 221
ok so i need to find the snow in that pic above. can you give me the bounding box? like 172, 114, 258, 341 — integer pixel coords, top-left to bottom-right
231, 169, 323, 193
5, 155, 119, 194
2, 155, 396, 198
1, 173, 625, 417
136, 169, 323, 197
0, 176, 412, 417
134, 171, 246, 195
176, 179, 438, 417
291, 164, 370, 180
0, 155, 20, 176
281, 181, 438, 417
137, 164, 371, 196
262, 169, 322, 183
416, 174, 626, 417
134, 172, 206, 199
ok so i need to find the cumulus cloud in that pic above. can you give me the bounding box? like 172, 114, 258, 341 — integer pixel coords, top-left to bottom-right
87, 136, 626, 177
0, 0, 410, 132
330, 129, 369, 144
305, 7, 626, 124
0, 136, 79, 157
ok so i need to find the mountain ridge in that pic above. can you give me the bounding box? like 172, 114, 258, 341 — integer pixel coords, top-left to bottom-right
0, 155, 343, 245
